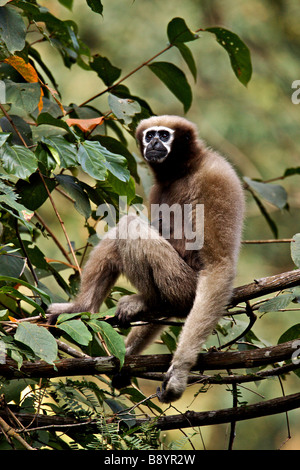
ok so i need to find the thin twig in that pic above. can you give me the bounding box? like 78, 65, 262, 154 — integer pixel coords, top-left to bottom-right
33, 212, 73, 264
37, 170, 81, 273
242, 239, 294, 244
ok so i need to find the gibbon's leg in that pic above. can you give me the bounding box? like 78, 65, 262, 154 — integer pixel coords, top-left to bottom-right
114, 215, 197, 323
157, 262, 236, 403
110, 215, 198, 390
47, 228, 121, 323
47, 215, 197, 328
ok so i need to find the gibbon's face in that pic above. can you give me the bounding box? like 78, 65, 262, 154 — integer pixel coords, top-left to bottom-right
142, 126, 175, 163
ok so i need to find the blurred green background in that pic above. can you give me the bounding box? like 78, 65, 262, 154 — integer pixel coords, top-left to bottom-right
35, 0, 300, 449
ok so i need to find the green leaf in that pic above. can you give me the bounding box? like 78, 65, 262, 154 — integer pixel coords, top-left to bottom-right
55, 174, 91, 219
0, 6, 26, 58
108, 94, 141, 126
0, 276, 51, 305
258, 294, 294, 313
78, 140, 130, 182
5, 81, 41, 114
0, 132, 11, 147
16, 172, 56, 211
278, 324, 300, 344
15, 322, 58, 364
0, 285, 46, 315
148, 61, 192, 113
250, 191, 278, 238
107, 173, 136, 204
58, 319, 92, 346
291, 234, 300, 268
205, 27, 252, 86
97, 135, 139, 182
119, 387, 163, 413
88, 319, 126, 367
58, 0, 73, 10
0, 143, 38, 181
37, 112, 73, 135
90, 55, 121, 86
244, 177, 288, 210
283, 167, 300, 178
77, 140, 107, 181
167, 17, 198, 44
42, 135, 78, 168
0, 179, 33, 227
278, 324, 300, 379
175, 43, 197, 82
86, 0, 103, 15
0, 245, 25, 278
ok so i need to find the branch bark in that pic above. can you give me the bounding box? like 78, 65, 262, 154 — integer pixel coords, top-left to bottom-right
0, 340, 298, 379
2, 392, 299, 433
136, 392, 300, 431
231, 268, 300, 306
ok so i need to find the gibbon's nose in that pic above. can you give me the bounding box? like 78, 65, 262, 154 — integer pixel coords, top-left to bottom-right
150, 138, 162, 150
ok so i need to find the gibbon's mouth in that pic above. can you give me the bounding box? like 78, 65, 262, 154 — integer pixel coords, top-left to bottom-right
144, 150, 168, 163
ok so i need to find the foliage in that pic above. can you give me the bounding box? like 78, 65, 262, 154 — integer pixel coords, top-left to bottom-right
0, 0, 299, 451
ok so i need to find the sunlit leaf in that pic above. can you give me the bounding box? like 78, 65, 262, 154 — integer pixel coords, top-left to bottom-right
15, 322, 58, 364
108, 94, 141, 126
58, 319, 92, 346
291, 234, 300, 268
0, 143, 38, 180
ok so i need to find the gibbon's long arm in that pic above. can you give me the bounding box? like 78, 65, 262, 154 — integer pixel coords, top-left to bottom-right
47, 115, 245, 404
156, 166, 243, 402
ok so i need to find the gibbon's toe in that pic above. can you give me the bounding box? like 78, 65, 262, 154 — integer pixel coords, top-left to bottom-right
156, 367, 188, 403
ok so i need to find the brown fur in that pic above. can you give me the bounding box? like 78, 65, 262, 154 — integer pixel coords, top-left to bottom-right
47, 115, 245, 403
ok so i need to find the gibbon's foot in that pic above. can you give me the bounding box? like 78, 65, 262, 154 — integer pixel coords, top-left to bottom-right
156, 366, 188, 403
111, 370, 132, 390
115, 294, 147, 327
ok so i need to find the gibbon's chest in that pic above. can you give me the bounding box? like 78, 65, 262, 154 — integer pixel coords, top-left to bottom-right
149, 177, 199, 207
149, 179, 204, 272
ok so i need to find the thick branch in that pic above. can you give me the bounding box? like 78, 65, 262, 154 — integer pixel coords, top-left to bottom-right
2, 392, 299, 433
136, 392, 300, 431
231, 268, 300, 306
0, 340, 298, 379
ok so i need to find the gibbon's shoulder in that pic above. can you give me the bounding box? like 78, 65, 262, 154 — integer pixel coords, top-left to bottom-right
201, 146, 241, 183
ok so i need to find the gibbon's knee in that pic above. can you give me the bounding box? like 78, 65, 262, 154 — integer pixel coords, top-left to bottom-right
116, 215, 197, 310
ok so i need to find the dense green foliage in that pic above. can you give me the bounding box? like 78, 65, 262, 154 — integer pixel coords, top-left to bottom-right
0, 0, 299, 450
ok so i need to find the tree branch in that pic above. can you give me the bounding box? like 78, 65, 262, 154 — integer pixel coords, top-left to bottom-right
231, 268, 300, 306
135, 392, 300, 431
0, 340, 298, 379
1, 392, 299, 434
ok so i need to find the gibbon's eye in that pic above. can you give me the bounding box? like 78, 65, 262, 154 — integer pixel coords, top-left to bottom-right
158, 130, 170, 142
145, 131, 156, 143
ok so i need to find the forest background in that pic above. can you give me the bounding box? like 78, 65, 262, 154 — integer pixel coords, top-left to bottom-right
0, 0, 300, 450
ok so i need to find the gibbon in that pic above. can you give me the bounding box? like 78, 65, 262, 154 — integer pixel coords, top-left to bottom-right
47, 115, 245, 403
